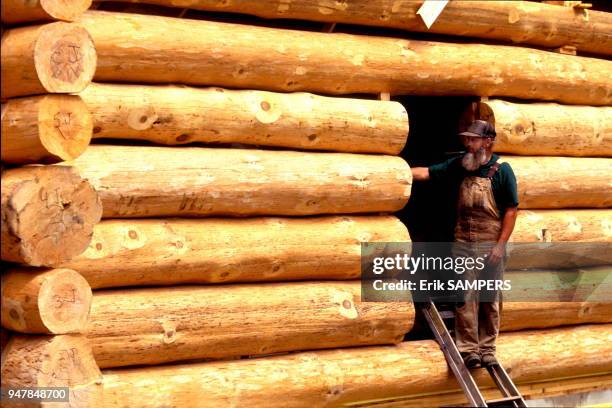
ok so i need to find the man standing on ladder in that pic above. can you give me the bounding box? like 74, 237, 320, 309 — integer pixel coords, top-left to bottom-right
411, 119, 519, 369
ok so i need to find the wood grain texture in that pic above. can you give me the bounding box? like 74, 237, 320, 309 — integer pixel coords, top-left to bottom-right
2, 0, 92, 24
81, 82, 408, 154
76, 10, 612, 105
87, 281, 414, 368
63, 216, 408, 289
1, 95, 92, 164
1, 334, 102, 408
462, 99, 612, 157
502, 156, 612, 208
1, 166, 102, 266
65, 145, 412, 218
1, 268, 92, 334
94, 0, 612, 56
1, 22, 96, 99
100, 324, 612, 407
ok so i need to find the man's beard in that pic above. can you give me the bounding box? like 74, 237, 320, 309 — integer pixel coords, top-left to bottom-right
461, 148, 488, 171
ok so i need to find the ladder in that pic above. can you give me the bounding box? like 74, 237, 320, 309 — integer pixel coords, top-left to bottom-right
419, 300, 528, 407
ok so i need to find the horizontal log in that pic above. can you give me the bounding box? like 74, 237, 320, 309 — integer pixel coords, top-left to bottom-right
63, 216, 408, 289
88, 281, 414, 368
95, 0, 612, 56
353, 373, 612, 407
86, 278, 612, 369
76, 11, 612, 105
1, 268, 92, 334
1, 22, 96, 99
502, 156, 612, 208
461, 99, 612, 157
507, 209, 612, 268
100, 324, 612, 407
1, 334, 102, 407
1, 166, 102, 266
1, 95, 93, 164
2, 0, 91, 24
513, 209, 611, 242
501, 299, 612, 331
65, 145, 411, 218
80, 82, 408, 154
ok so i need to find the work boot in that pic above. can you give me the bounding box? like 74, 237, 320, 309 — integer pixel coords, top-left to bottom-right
481, 353, 498, 367
461, 352, 481, 369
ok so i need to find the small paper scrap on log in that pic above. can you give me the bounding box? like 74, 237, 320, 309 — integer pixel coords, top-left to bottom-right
417, 0, 450, 29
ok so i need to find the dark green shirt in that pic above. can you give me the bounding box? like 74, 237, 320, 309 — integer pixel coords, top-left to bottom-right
428, 153, 519, 216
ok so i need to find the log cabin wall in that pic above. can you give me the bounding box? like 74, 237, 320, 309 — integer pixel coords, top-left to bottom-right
1, 1, 611, 407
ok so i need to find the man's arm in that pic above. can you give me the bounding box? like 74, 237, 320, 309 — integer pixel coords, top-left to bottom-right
488, 206, 518, 265
411, 167, 430, 181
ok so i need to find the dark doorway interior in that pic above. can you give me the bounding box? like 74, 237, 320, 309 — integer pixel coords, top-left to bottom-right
396, 96, 478, 242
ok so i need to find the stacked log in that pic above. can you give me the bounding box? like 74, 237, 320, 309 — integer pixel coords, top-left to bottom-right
1, 13, 100, 403
76, 10, 612, 105
3, 1, 611, 406
64, 145, 412, 218
1, 166, 102, 266
59, 210, 609, 289
1, 335, 103, 406
462, 99, 612, 157
88, 281, 414, 368
2, 0, 92, 24
79, 82, 408, 154
95, 0, 612, 56
1, 268, 92, 334
99, 325, 612, 407
1, 95, 93, 164
1, 22, 97, 99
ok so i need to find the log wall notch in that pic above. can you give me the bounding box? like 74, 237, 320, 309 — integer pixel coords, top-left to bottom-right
1, 22, 97, 99
1, 95, 93, 164
1, 165, 102, 266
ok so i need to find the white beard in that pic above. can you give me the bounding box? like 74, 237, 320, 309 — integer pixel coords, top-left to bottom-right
461, 148, 488, 171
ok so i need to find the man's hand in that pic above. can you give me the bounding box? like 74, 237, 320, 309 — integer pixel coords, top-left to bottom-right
411, 167, 430, 181
487, 242, 506, 266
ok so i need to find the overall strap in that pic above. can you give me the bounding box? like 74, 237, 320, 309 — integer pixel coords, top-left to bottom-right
486, 162, 500, 179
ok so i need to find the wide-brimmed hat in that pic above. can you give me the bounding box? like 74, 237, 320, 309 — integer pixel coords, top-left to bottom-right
459, 120, 496, 138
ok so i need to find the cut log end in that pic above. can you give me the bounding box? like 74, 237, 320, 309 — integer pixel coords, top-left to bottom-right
1, 95, 93, 164
34, 22, 96, 94
1, 268, 92, 334
38, 94, 93, 162
40, 0, 93, 21
1, 0, 92, 23
1, 335, 102, 406
1, 166, 102, 266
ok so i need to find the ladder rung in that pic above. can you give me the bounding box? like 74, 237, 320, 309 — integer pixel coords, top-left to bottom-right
486, 395, 522, 406
439, 310, 455, 319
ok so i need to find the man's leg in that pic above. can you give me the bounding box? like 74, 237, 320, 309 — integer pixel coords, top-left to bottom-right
455, 296, 480, 367
479, 296, 500, 366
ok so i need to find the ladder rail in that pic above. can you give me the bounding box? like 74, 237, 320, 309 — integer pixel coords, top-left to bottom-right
420, 300, 529, 408
488, 365, 528, 407
421, 301, 487, 407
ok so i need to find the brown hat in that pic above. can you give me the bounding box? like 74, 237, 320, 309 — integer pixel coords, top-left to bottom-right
459, 120, 496, 138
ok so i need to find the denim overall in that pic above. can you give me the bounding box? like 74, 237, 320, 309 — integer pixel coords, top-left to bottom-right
454, 162, 503, 356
